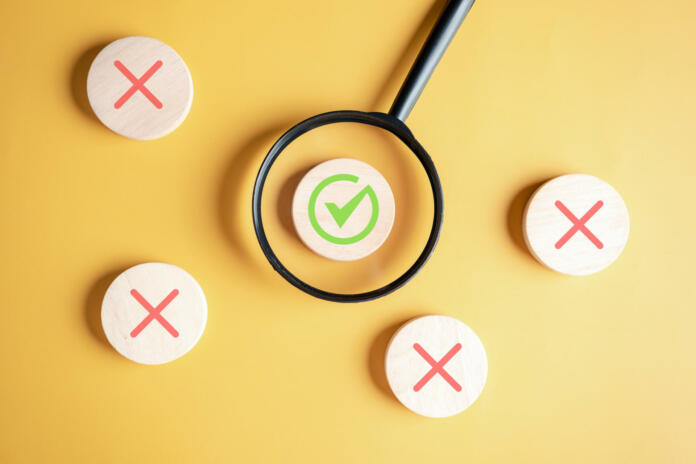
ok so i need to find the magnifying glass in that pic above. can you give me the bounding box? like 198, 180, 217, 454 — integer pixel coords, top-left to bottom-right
252, 0, 476, 302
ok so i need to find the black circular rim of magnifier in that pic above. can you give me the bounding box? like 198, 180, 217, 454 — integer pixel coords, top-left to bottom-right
252, 110, 444, 303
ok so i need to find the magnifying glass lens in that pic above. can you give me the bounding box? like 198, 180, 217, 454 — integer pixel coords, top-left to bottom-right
260, 122, 435, 295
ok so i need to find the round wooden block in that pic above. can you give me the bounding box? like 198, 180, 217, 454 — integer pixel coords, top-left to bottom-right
523, 174, 630, 275
292, 158, 395, 261
101, 263, 207, 365
86, 36, 193, 140
385, 315, 488, 418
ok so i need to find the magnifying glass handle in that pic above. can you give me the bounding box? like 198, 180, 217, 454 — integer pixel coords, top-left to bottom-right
388, 0, 475, 122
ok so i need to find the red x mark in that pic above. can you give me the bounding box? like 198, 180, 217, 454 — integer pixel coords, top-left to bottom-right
113, 60, 163, 109
554, 200, 604, 249
129, 289, 179, 338
413, 343, 462, 392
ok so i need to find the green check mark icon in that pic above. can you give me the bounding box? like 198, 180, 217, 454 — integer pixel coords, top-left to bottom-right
308, 174, 379, 245
325, 186, 372, 227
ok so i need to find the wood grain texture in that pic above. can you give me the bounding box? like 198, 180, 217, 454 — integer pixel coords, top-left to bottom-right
86, 36, 193, 140
385, 315, 487, 418
101, 262, 207, 365
523, 174, 630, 276
292, 158, 395, 261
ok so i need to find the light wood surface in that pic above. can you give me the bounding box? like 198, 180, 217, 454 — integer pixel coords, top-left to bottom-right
385, 315, 488, 418
292, 158, 395, 261
86, 36, 193, 140
523, 174, 630, 276
101, 262, 207, 365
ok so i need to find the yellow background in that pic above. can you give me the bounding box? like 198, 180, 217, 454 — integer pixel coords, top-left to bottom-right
1, 0, 695, 462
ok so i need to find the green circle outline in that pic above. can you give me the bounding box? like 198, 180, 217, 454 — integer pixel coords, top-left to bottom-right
308, 174, 379, 245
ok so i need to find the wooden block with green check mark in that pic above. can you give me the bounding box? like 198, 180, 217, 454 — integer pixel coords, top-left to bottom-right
292, 158, 396, 261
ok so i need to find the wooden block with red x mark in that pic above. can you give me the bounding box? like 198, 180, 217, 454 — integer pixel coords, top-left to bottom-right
87, 36, 193, 140
385, 315, 488, 418
523, 174, 630, 275
101, 263, 207, 365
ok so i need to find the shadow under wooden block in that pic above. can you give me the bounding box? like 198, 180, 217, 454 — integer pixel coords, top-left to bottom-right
69, 40, 114, 125
506, 179, 548, 255
83, 264, 132, 351
367, 317, 417, 401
